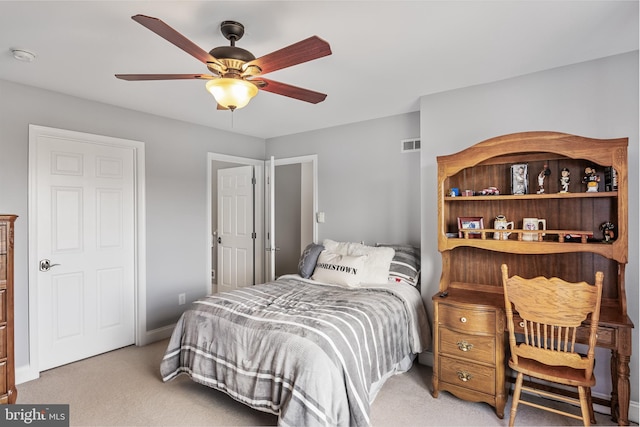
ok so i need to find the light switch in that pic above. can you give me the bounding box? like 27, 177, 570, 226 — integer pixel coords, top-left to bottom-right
316, 212, 325, 223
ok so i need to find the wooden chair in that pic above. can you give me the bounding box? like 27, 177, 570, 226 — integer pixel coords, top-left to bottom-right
500, 264, 603, 426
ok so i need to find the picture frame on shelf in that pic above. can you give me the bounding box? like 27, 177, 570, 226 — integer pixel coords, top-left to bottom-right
458, 216, 484, 238
511, 163, 528, 195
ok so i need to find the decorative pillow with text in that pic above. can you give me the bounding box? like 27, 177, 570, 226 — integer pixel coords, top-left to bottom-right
323, 239, 395, 284
312, 251, 367, 287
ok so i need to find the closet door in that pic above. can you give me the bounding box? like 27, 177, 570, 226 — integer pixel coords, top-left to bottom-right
217, 165, 255, 291
32, 127, 136, 371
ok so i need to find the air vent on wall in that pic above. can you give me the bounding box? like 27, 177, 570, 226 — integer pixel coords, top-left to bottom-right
400, 138, 421, 153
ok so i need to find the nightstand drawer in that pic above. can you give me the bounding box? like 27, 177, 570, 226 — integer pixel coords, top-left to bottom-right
0, 289, 5, 323
440, 356, 495, 395
0, 361, 5, 394
439, 304, 495, 333
0, 325, 5, 358
440, 328, 495, 364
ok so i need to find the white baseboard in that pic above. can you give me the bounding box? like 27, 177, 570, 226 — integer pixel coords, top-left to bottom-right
16, 365, 39, 385
627, 399, 640, 424
590, 390, 640, 424
418, 350, 433, 367
138, 323, 175, 346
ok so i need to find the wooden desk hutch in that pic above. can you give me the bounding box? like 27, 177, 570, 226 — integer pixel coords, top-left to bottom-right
431, 132, 633, 425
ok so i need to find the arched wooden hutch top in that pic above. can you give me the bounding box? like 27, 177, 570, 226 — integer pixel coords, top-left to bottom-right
432, 131, 632, 425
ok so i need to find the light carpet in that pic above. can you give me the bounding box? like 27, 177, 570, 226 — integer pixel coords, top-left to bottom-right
17, 339, 626, 426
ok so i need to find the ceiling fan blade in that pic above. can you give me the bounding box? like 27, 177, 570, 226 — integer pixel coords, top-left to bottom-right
245, 36, 331, 76
115, 74, 214, 81
252, 78, 327, 104
131, 14, 223, 67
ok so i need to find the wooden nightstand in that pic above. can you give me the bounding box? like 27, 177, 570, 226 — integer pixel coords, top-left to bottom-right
431, 290, 506, 418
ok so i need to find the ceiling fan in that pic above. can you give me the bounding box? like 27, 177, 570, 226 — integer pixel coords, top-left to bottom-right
115, 14, 332, 110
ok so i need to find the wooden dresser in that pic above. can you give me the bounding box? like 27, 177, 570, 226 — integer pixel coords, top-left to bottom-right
431, 132, 632, 425
0, 215, 17, 404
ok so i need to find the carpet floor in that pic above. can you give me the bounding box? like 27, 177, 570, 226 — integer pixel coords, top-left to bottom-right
16, 339, 628, 426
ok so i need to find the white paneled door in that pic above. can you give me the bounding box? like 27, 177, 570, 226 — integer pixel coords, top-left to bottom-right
217, 165, 255, 292
33, 128, 136, 371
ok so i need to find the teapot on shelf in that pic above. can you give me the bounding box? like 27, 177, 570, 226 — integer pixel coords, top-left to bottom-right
493, 215, 514, 240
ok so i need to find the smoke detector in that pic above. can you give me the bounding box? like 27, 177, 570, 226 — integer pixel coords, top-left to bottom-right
11, 48, 36, 62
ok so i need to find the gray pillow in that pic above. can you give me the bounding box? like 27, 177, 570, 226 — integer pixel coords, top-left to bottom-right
298, 243, 325, 278
376, 244, 421, 288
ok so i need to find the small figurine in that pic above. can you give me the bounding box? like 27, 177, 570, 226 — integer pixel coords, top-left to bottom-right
512, 165, 527, 195
600, 221, 615, 243
480, 187, 499, 195
537, 163, 551, 194
559, 168, 570, 193
582, 166, 600, 192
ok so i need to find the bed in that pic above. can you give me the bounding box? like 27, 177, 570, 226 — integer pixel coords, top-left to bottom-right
160, 241, 430, 427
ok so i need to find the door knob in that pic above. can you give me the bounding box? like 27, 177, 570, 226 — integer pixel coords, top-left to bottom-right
39, 259, 61, 272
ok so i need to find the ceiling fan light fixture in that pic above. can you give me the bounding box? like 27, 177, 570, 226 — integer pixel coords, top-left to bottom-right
206, 78, 258, 110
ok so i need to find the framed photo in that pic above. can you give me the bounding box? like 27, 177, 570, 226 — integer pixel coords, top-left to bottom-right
458, 216, 484, 238
511, 163, 528, 195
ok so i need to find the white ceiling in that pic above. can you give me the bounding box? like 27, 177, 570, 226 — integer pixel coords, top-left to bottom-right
1, 1, 637, 139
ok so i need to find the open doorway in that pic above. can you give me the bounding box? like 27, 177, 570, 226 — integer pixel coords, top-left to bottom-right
265, 155, 318, 281
209, 153, 318, 290
273, 158, 317, 277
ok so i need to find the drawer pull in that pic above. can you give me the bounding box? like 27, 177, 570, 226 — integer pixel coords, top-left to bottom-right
457, 371, 472, 382
519, 321, 524, 328
459, 317, 467, 323
456, 340, 474, 352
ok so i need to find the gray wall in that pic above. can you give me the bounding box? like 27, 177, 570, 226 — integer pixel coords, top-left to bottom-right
419, 51, 639, 407
266, 112, 421, 246
0, 79, 265, 368
274, 163, 302, 276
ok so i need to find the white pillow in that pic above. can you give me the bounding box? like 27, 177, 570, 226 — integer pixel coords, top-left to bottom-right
323, 239, 351, 255
312, 251, 367, 287
322, 239, 395, 284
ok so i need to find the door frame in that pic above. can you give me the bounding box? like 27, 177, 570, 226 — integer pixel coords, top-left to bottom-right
266, 155, 318, 281
207, 153, 317, 286
25, 125, 146, 383
207, 153, 265, 291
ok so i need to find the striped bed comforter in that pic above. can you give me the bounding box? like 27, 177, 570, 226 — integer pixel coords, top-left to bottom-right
160, 274, 431, 427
